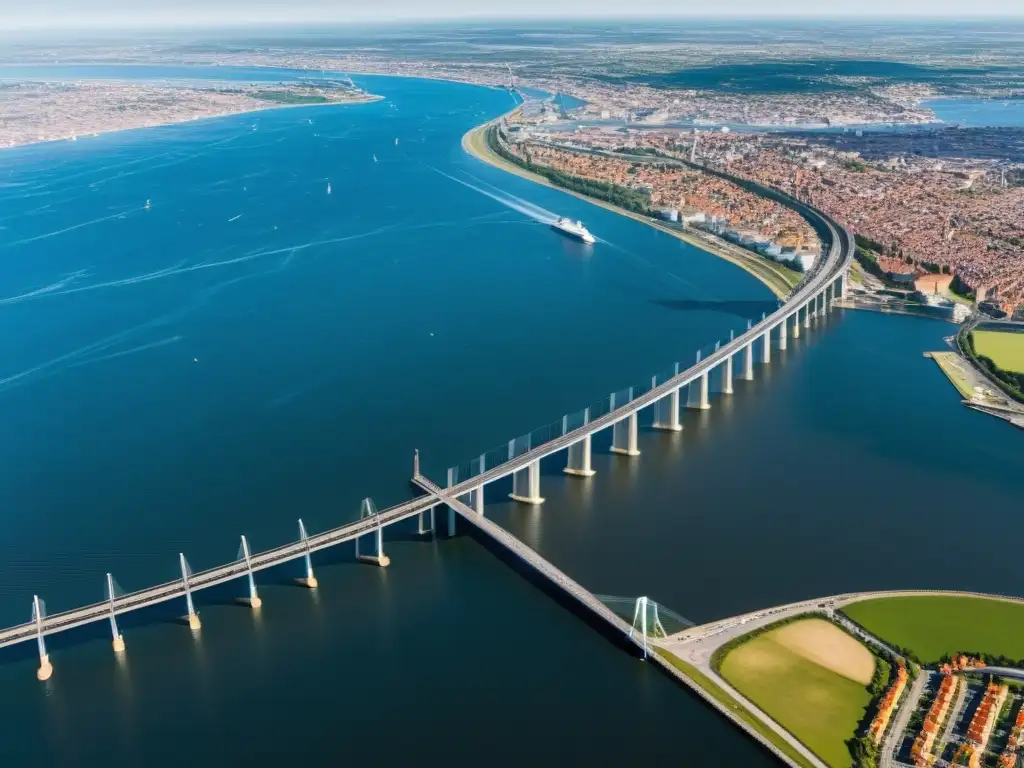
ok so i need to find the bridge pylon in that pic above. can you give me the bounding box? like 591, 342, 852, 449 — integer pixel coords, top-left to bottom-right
179, 553, 201, 631
355, 498, 390, 567
238, 535, 261, 609
32, 595, 52, 681
628, 596, 668, 660
105, 573, 126, 653
296, 519, 318, 588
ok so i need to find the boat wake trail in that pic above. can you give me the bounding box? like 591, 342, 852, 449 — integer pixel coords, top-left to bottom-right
425, 165, 558, 225
69, 336, 183, 369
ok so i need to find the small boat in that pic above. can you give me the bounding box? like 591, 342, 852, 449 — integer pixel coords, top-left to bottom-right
372, 154, 378, 163
394, 137, 399, 146
327, 182, 332, 195
550, 216, 595, 244
144, 199, 151, 210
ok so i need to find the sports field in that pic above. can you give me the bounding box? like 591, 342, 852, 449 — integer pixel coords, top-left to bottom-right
718, 618, 874, 767
843, 595, 1024, 663
973, 330, 1024, 373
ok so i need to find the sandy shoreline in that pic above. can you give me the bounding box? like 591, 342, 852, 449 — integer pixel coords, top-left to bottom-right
461, 117, 799, 299
0, 93, 383, 153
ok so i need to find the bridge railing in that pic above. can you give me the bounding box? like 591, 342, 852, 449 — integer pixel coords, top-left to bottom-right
445, 336, 748, 486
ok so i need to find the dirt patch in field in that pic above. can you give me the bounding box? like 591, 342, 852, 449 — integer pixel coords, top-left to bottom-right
773, 619, 874, 685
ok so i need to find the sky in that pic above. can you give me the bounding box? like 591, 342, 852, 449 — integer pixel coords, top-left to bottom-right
4, 0, 1023, 29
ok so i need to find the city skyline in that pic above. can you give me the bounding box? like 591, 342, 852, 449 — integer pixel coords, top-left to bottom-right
4, 0, 1024, 30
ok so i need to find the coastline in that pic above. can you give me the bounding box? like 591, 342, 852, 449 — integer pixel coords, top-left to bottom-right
462, 117, 799, 299
0, 93, 383, 153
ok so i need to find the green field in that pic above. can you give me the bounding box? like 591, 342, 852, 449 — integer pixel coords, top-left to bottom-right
653, 649, 816, 768
973, 330, 1024, 374
718, 623, 872, 767
843, 595, 1024, 663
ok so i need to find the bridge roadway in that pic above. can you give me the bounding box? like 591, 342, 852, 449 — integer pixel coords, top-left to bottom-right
0, 183, 852, 654
413, 474, 640, 643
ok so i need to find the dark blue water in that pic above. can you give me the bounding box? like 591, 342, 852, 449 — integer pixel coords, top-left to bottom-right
2, 68, 1022, 768
0, 72, 770, 618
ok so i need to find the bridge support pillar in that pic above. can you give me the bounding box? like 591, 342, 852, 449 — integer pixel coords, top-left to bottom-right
180, 553, 201, 631
652, 388, 681, 431
687, 372, 710, 410
239, 535, 262, 609
565, 434, 595, 476
779, 320, 787, 351
106, 573, 125, 653
761, 330, 771, 364
471, 485, 484, 515
33, 595, 52, 681
296, 519, 318, 588
793, 311, 801, 339
723, 356, 734, 395
839, 271, 848, 299
743, 343, 754, 381
510, 460, 544, 504
804, 303, 811, 328
447, 506, 456, 537
611, 413, 640, 456
417, 506, 435, 536
356, 526, 390, 567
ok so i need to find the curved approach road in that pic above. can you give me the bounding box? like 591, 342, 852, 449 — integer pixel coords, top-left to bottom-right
659, 589, 1024, 768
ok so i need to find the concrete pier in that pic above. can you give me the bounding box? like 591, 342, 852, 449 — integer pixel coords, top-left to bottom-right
296, 519, 318, 588
356, 526, 390, 567
653, 388, 682, 431
779, 320, 788, 350
687, 371, 710, 410
33, 596, 52, 681
510, 460, 544, 504
723, 355, 734, 394
611, 412, 640, 456
180, 553, 201, 631
743, 342, 754, 381
106, 573, 125, 653
793, 310, 801, 338
564, 434, 595, 476
761, 330, 771, 364
240, 535, 262, 609
804, 303, 811, 328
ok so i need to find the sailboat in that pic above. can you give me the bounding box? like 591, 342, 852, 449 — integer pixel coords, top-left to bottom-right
372, 154, 378, 164
144, 199, 152, 210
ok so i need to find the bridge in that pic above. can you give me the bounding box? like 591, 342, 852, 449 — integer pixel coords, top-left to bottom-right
3, 167, 854, 713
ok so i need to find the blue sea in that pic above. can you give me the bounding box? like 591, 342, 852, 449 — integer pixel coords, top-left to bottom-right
1, 63, 1023, 768
925, 98, 1024, 127
0, 69, 771, 619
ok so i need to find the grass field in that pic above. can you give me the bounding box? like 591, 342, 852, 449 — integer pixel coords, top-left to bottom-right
973, 330, 1024, 373
718, 619, 874, 767
654, 649, 816, 768
843, 595, 1024, 663
927, 351, 978, 399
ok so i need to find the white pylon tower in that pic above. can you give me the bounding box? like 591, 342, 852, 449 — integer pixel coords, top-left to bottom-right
180, 553, 201, 631
239, 535, 261, 609
297, 519, 318, 588
33, 595, 52, 681
106, 573, 125, 653
629, 596, 650, 659
355, 497, 390, 567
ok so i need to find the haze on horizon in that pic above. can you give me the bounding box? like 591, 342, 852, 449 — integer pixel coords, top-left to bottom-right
4, 0, 1024, 30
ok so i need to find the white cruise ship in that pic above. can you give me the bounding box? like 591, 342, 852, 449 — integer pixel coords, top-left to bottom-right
551, 216, 595, 244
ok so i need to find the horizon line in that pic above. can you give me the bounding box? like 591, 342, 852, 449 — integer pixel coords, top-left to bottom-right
4, 13, 1024, 33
